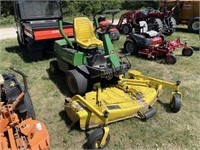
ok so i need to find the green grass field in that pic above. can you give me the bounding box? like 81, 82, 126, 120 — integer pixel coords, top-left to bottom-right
0, 25, 200, 149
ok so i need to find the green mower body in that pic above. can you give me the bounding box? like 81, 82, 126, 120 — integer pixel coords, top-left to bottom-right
51, 19, 130, 95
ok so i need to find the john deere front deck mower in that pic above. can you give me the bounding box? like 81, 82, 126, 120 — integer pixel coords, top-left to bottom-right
50, 16, 183, 149
50, 17, 130, 95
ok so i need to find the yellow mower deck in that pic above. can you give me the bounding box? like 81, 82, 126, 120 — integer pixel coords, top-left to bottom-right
65, 70, 181, 130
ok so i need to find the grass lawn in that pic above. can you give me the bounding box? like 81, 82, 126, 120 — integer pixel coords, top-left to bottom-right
0, 25, 200, 149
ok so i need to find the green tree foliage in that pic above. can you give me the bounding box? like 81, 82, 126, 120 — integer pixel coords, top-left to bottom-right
1, 1, 159, 17
1, 2, 14, 17
122, 1, 159, 10
62, 0, 123, 17
1, 0, 159, 25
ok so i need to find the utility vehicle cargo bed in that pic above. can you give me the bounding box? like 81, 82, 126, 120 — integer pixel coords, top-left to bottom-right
23, 21, 74, 40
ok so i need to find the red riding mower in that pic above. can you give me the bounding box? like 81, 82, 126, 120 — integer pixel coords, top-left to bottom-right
123, 21, 193, 64
94, 9, 120, 41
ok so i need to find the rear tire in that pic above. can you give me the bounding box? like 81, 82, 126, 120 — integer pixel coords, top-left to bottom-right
167, 17, 177, 35
188, 17, 200, 33
122, 23, 132, 35
109, 30, 120, 41
182, 47, 194, 56
65, 69, 88, 95
147, 18, 163, 32
88, 128, 110, 149
124, 40, 138, 55
26, 43, 43, 61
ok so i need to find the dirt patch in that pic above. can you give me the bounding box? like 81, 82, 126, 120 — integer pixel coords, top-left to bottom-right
0, 27, 17, 40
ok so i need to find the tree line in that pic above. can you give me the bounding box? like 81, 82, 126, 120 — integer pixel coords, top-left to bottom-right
1, 1, 159, 17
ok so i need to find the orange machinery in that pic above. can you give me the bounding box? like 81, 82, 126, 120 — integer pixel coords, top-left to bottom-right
0, 67, 50, 149
0, 92, 50, 150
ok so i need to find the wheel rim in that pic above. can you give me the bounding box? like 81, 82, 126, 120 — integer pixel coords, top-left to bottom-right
183, 49, 192, 56
126, 42, 134, 53
192, 21, 200, 31
66, 74, 77, 94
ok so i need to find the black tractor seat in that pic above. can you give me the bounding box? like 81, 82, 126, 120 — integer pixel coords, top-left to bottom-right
129, 33, 152, 48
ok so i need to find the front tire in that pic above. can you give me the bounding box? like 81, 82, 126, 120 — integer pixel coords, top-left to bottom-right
124, 40, 138, 55
88, 128, 110, 149
65, 69, 88, 95
182, 47, 194, 56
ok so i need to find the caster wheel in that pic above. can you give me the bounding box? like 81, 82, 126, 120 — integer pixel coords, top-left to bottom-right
170, 93, 181, 113
88, 128, 110, 149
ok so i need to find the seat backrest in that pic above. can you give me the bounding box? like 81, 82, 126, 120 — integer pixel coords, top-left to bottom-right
139, 21, 148, 33
74, 17, 95, 42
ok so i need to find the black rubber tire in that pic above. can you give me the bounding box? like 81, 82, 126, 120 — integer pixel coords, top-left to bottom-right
65, 69, 88, 95
166, 17, 177, 36
20, 92, 36, 120
109, 30, 120, 41
165, 54, 177, 64
26, 43, 43, 61
122, 23, 132, 35
170, 93, 181, 113
88, 128, 110, 149
182, 47, 194, 57
169, 17, 176, 30
50, 60, 59, 74
124, 40, 138, 55
188, 17, 200, 34
147, 18, 163, 32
